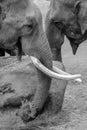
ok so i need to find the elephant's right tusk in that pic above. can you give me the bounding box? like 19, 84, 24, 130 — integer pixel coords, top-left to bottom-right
53, 66, 82, 83
30, 56, 82, 81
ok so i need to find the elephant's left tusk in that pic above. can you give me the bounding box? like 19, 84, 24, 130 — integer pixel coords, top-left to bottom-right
53, 66, 82, 83
30, 56, 82, 81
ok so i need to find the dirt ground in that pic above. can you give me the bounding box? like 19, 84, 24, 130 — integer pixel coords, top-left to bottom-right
0, 0, 87, 130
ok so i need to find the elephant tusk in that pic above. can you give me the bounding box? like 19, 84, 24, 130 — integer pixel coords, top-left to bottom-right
53, 66, 82, 83
30, 56, 82, 81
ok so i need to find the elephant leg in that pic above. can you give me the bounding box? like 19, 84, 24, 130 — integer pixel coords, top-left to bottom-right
52, 61, 68, 112
0, 48, 5, 56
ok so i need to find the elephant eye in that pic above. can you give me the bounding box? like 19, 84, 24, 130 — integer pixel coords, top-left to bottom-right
21, 24, 33, 35
54, 22, 64, 30
27, 24, 33, 30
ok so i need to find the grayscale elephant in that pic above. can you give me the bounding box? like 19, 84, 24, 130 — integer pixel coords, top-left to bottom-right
45, 0, 87, 62
0, 0, 80, 122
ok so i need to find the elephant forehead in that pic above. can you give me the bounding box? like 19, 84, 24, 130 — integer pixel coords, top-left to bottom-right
0, 24, 19, 44
1, 0, 36, 28
1, 0, 28, 11
49, 0, 75, 22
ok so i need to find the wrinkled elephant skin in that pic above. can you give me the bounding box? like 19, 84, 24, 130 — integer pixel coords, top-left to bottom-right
45, 0, 87, 60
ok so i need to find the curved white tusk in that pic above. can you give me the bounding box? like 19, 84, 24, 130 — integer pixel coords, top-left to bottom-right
53, 66, 82, 83
30, 56, 81, 81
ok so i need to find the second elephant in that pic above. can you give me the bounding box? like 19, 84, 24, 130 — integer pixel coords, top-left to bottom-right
45, 0, 87, 61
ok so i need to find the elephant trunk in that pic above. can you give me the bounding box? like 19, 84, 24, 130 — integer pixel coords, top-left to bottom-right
21, 24, 53, 112
31, 27, 53, 111
35, 28, 52, 71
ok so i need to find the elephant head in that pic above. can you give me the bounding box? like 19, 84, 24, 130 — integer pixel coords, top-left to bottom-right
45, 0, 87, 57
0, 0, 81, 122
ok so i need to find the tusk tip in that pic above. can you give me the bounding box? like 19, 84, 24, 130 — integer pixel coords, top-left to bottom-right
75, 78, 82, 83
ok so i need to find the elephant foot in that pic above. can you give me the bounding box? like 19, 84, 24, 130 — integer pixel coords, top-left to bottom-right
17, 102, 37, 122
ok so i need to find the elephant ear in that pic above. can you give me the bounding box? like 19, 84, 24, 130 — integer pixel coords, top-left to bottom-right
74, 0, 81, 15
75, 1, 87, 34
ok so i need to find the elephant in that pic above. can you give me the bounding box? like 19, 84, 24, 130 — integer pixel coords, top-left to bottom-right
0, 0, 81, 122
45, 0, 87, 62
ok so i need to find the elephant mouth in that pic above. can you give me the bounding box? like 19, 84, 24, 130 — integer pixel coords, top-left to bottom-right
30, 56, 82, 82
65, 32, 82, 40
0, 40, 17, 50
65, 27, 82, 40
